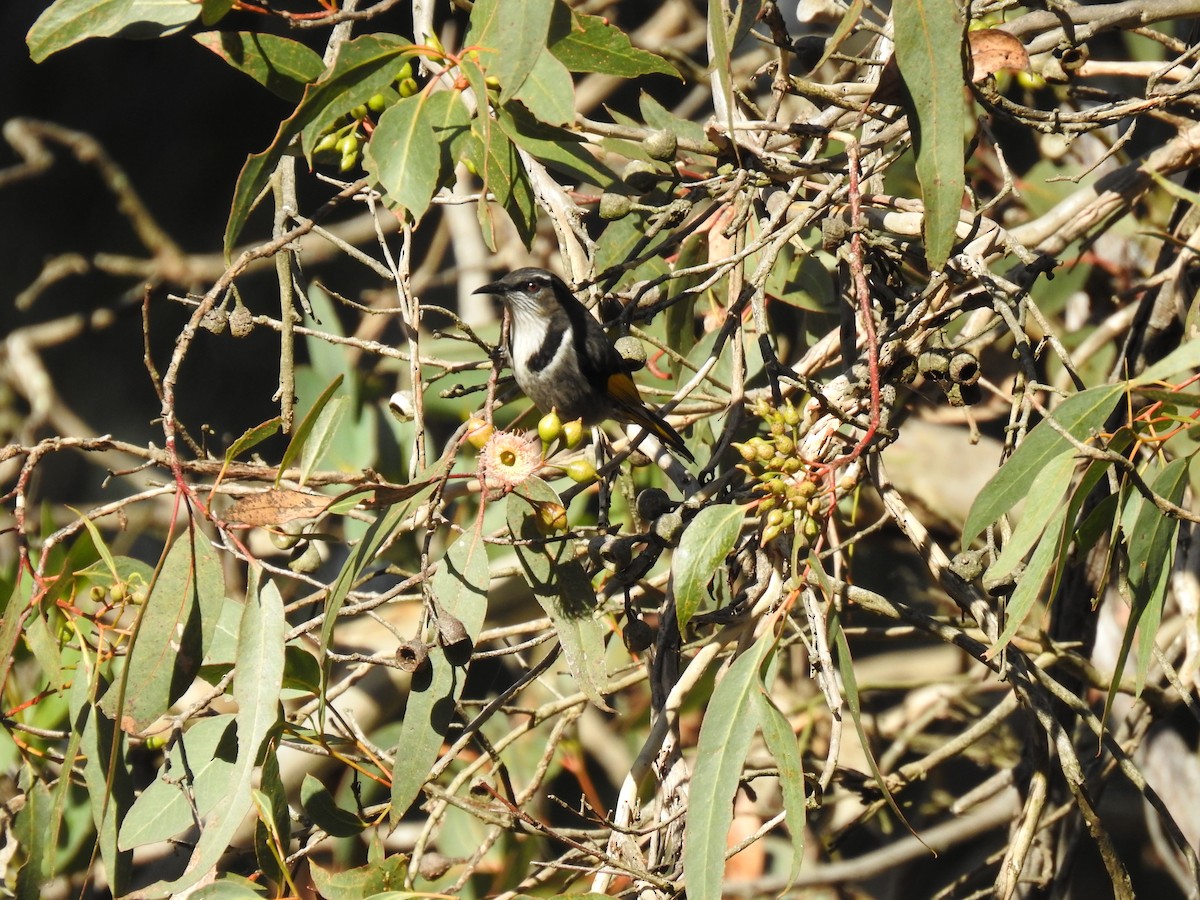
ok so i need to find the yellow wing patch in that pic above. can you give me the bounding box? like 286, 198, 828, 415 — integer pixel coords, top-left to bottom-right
605, 372, 646, 407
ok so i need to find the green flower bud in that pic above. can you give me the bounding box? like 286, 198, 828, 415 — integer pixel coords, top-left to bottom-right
538, 409, 563, 444
599, 192, 634, 220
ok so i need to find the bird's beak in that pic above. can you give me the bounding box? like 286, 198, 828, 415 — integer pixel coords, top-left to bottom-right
473, 281, 502, 296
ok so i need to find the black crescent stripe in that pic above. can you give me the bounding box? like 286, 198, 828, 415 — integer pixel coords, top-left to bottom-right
526, 321, 568, 373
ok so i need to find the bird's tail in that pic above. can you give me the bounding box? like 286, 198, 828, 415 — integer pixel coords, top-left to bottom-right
616, 398, 694, 463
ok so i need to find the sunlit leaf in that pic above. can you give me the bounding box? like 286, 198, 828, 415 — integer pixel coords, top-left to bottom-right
548, 5, 675, 77
673, 504, 745, 630
390, 525, 489, 823
963, 383, 1125, 545
683, 635, 772, 900
27, 0, 198, 62
193, 32, 324, 102
892, 0, 965, 269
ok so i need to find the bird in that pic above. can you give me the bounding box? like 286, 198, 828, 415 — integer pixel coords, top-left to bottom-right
473, 267, 694, 462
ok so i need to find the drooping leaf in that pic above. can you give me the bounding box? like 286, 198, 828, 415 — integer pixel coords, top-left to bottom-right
757, 690, 806, 888
101, 526, 225, 731
27, 0, 198, 62
891, 0, 965, 269
682, 635, 773, 900
144, 575, 286, 897
320, 456, 450, 662
14, 768, 52, 898
986, 449, 1079, 583
963, 383, 1125, 545
507, 477, 611, 710
365, 94, 442, 221
993, 504, 1069, 652
193, 32, 324, 103
276, 374, 344, 486
672, 504, 746, 630
514, 48, 576, 127
299, 395, 349, 484
548, 5, 676, 78
72, 654, 133, 893
1134, 338, 1200, 385
1121, 457, 1189, 695
301, 773, 364, 838
390, 525, 489, 823
224, 488, 331, 527
118, 715, 238, 849
225, 35, 412, 251
497, 102, 616, 188
465, 0, 555, 103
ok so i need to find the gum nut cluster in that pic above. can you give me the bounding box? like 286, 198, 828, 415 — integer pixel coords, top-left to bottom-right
732, 398, 826, 548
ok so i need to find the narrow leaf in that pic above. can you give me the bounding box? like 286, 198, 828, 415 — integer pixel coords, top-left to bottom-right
508, 481, 610, 710
963, 384, 1125, 544
993, 504, 1069, 652
145, 576, 286, 896
276, 374, 344, 486
548, 5, 675, 77
673, 504, 745, 630
682, 636, 772, 900
757, 691, 805, 887
986, 449, 1078, 583
497, 103, 617, 188
193, 32, 324, 102
892, 0, 965, 269
27, 0, 198, 62
465, 0, 554, 103
101, 527, 225, 731
390, 525, 489, 823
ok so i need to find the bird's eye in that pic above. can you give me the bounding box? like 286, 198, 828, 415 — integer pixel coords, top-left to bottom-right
524, 280, 540, 293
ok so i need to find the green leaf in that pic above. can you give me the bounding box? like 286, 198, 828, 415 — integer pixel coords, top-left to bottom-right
101, 527, 225, 731
308, 854, 409, 899
764, 246, 836, 312
986, 449, 1079, 583
14, 769, 52, 898
72, 654, 133, 893
1123, 457, 1189, 694
118, 715, 238, 849
145, 575, 286, 897
299, 395, 349, 484
548, 6, 675, 78
200, 0, 235, 27
993, 504, 1069, 652
962, 384, 1125, 545
465, 120, 537, 248
27, 0, 199, 63
639, 92, 709, 148
892, 0, 965, 270
191, 882, 266, 900
223, 418, 283, 466
507, 478, 611, 710
254, 740, 290, 887
301, 773, 364, 838
276, 374, 344, 486
390, 525, 489, 823
756, 690, 805, 888
513, 48, 576, 127
816, 0, 865, 69
672, 504, 746, 631
664, 232, 706, 377
365, 94, 441, 221
497, 102, 616, 188
193, 32, 324, 103
465, 0, 555, 103
707, 0, 736, 146
321, 457, 450, 664
682, 635, 772, 900
225, 35, 412, 251
829, 607, 912, 837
